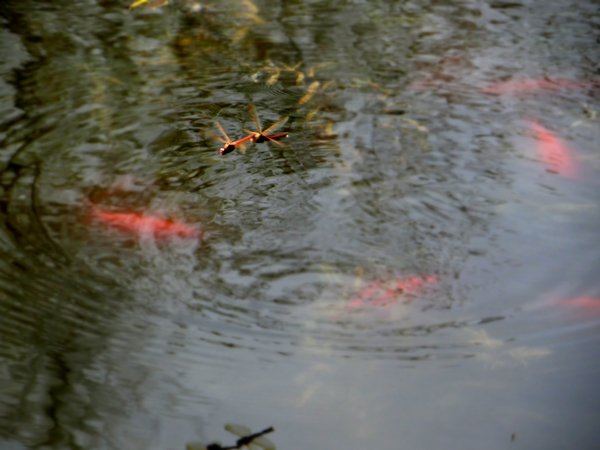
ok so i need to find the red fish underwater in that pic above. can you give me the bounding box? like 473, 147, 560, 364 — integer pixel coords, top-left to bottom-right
481, 78, 599, 95
530, 120, 578, 179
346, 276, 438, 310
92, 207, 201, 239
555, 297, 600, 312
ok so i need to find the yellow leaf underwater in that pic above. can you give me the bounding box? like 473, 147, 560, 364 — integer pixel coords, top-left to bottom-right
129, 0, 169, 10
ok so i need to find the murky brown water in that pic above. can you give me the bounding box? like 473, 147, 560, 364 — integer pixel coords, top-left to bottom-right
1, 1, 600, 449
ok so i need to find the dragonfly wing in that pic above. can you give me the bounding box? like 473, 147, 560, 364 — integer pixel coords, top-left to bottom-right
225, 424, 252, 437
215, 121, 231, 142
243, 129, 258, 140
203, 129, 226, 144
265, 135, 284, 146
262, 116, 288, 134
250, 435, 276, 450
247, 103, 262, 133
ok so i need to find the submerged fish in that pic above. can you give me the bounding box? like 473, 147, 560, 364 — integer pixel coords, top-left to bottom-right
92, 207, 201, 239
530, 120, 578, 179
481, 78, 599, 95
346, 276, 438, 310
557, 297, 600, 311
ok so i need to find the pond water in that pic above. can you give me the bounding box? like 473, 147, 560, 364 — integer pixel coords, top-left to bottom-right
1, 1, 599, 449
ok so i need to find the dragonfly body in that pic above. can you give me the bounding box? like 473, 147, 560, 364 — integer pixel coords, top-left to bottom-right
244, 104, 289, 146
251, 132, 289, 144
206, 106, 289, 155
205, 121, 253, 155
219, 134, 254, 155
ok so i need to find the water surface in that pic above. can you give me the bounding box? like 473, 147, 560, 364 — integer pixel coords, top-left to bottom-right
1, 1, 599, 449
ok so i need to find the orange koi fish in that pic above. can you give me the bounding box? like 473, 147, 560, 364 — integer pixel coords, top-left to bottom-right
481, 79, 599, 95
93, 207, 201, 238
346, 276, 438, 310
530, 120, 578, 179
557, 297, 600, 311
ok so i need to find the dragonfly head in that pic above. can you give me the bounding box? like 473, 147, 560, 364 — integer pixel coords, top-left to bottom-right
220, 143, 236, 155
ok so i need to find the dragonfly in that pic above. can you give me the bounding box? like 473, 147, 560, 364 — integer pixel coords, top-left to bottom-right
223, 424, 276, 450
244, 104, 289, 146
187, 425, 276, 450
205, 121, 255, 155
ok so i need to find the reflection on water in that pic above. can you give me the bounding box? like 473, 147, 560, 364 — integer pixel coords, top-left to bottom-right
1, 0, 600, 449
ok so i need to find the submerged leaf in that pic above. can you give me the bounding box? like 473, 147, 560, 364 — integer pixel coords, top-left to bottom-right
267, 71, 280, 86
129, 0, 150, 9
129, 0, 169, 9
241, 0, 259, 14
400, 117, 429, 133
299, 81, 320, 105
